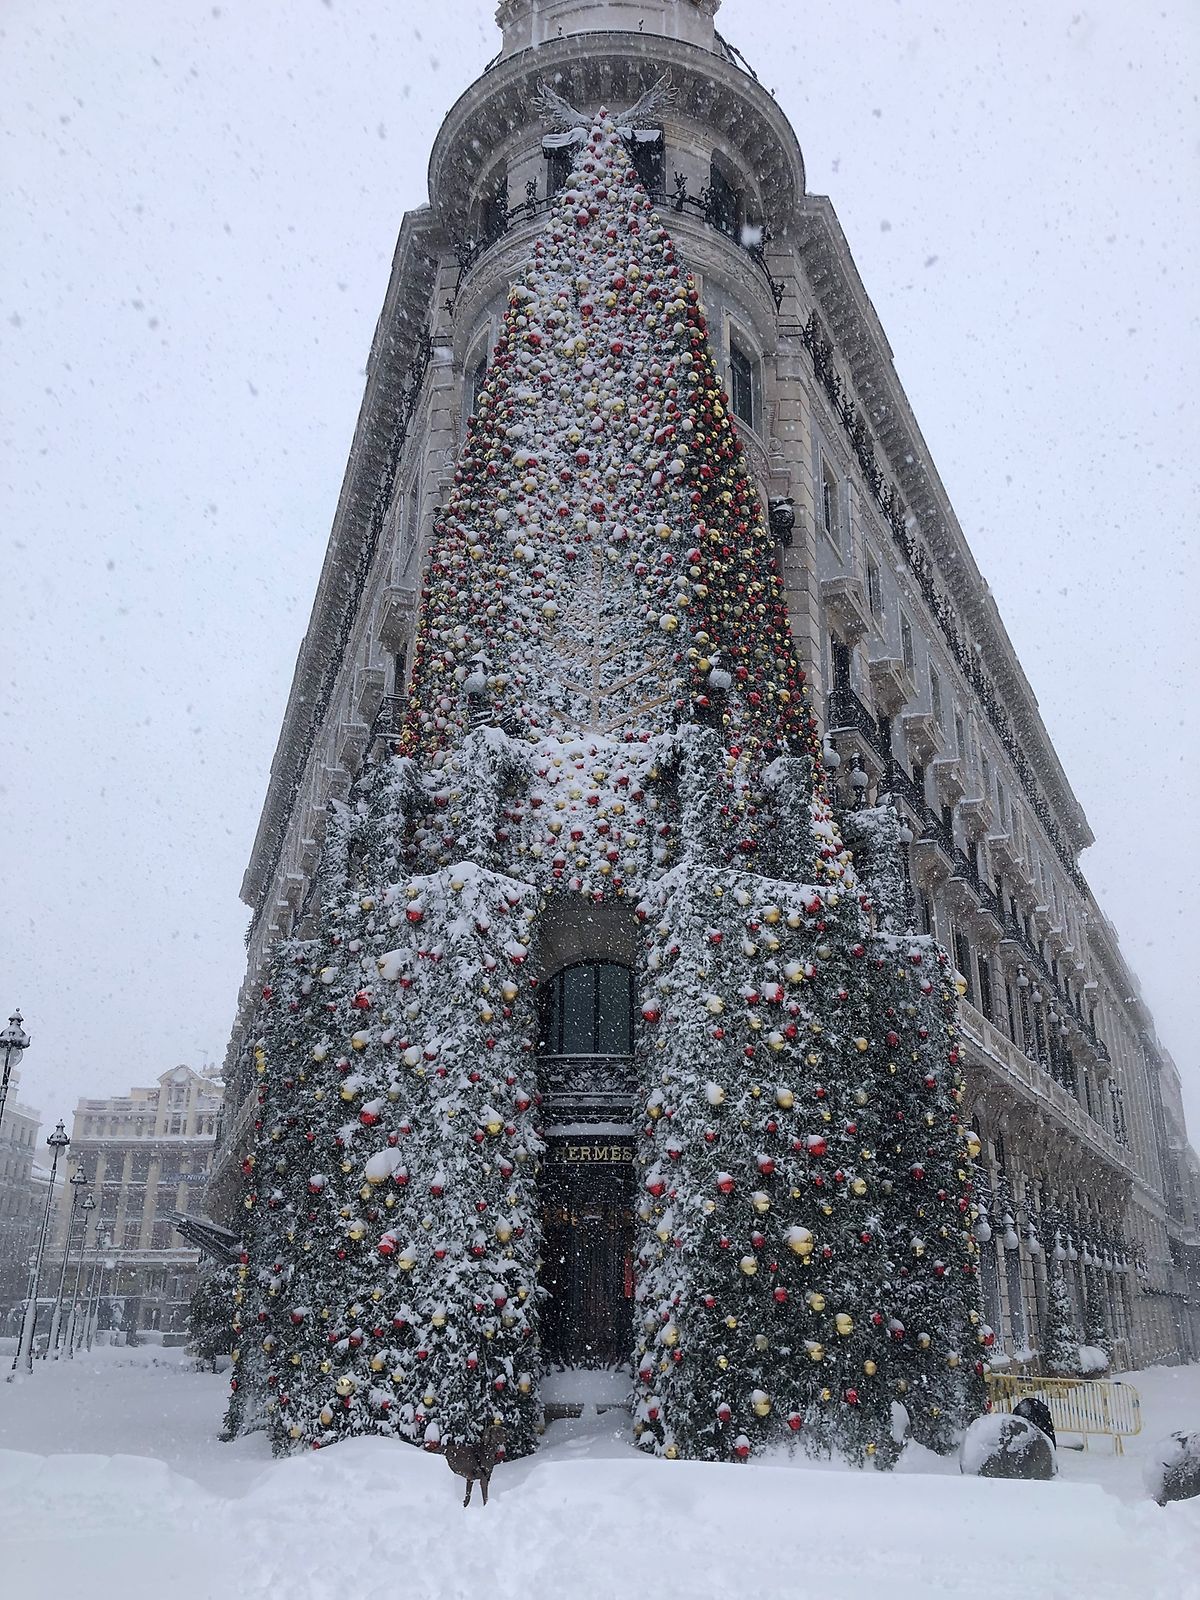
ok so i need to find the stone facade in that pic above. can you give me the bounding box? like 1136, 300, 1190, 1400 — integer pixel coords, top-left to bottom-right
210, 0, 1200, 1371
0, 1083, 42, 1319
53, 1065, 223, 1339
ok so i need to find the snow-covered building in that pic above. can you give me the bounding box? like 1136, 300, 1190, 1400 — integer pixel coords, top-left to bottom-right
0, 1086, 42, 1319
209, 0, 1199, 1374
53, 1066, 223, 1339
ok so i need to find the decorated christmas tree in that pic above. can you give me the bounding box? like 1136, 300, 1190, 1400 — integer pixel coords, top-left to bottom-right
227, 105, 986, 1466
1083, 1267, 1112, 1366
839, 804, 990, 1453
1041, 1248, 1083, 1377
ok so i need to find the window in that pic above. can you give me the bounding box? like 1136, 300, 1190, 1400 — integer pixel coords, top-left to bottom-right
820, 459, 840, 545
866, 556, 882, 619
900, 613, 915, 675
392, 648, 407, 697
929, 664, 942, 726
954, 713, 966, 760
953, 930, 974, 1003
707, 157, 739, 236
729, 339, 754, 428
977, 954, 995, 1024
995, 779, 1007, 829
831, 638, 852, 690
623, 130, 663, 194
543, 138, 576, 197
469, 357, 488, 419
1004, 1249, 1027, 1348
540, 962, 634, 1057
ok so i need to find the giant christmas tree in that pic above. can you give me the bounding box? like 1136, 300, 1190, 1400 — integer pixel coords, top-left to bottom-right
227, 105, 986, 1465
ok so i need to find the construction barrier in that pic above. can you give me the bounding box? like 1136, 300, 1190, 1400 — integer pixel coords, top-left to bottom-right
986, 1372, 1142, 1454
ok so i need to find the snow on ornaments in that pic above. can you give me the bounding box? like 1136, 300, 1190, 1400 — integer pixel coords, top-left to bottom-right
227, 107, 985, 1469
399, 111, 810, 764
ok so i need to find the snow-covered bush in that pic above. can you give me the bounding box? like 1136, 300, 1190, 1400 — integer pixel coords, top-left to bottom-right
1078, 1344, 1109, 1376
1144, 1430, 1200, 1506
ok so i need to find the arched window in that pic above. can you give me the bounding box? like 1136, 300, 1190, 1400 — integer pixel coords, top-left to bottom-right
540, 961, 634, 1057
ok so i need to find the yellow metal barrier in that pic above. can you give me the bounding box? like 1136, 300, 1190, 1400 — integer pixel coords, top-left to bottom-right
986, 1373, 1142, 1455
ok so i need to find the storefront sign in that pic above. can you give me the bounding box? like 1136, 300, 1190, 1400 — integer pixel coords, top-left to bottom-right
553, 1142, 635, 1165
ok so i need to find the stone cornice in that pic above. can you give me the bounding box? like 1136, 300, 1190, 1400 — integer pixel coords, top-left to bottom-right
427, 31, 804, 231
791, 194, 1093, 857
240, 206, 445, 917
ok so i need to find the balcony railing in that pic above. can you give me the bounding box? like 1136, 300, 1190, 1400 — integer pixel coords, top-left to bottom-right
882, 759, 925, 817
540, 1054, 638, 1111
827, 684, 892, 762
918, 805, 955, 860
370, 694, 406, 749
455, 181, 786, 309
958, 1003, 1134, 1176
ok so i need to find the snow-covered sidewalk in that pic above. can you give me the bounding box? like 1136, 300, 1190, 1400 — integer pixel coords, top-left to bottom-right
1, 1347, 1198, 1600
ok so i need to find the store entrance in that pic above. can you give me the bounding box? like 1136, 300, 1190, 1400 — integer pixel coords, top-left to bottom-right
540, 1148, 634, 1369
537, 961, 636, 1381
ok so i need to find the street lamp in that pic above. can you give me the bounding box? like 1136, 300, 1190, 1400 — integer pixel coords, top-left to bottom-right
11, 1119, 70, 1375
0, 1010, 30, 1137
46, 1165, 89, 1359
83, 1229, 112, 1352
65, 1193, 97, 1358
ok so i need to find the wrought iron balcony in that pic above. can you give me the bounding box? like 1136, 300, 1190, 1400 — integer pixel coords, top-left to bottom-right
827, 684, 892, 762
455, 181, 785, 309
882, 759, 925, 817
540, 1054, 638, 1112
827, 682, 877, 741
975, 878, 1004, 927
919, 805, 955, 860
370, 694, 407, 749
951, 848, 981, 893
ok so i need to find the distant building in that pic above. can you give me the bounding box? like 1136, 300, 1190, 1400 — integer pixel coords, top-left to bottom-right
0, 1084, 42, 1317
52, 1065, 222, 1339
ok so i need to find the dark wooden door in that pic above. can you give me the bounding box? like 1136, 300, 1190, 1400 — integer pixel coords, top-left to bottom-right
540, 1196, 633, 1368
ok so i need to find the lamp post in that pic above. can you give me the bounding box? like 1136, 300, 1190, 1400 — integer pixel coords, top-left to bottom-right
11, 1119, 70, 1374
46, 1166, 89, 1359
83, 1229, 112, 1352
64, 1193, 96, 1358
0, 1010, 30, 1137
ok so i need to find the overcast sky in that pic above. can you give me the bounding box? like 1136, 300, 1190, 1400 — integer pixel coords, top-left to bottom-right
3, 0, 1198, 1142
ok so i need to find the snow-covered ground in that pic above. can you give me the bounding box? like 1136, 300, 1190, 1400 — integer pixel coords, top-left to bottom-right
1, 1347, 1198, 1600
